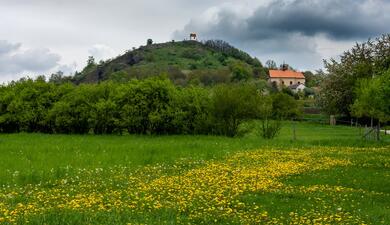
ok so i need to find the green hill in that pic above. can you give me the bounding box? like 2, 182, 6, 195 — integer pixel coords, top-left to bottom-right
74, 40, 267, 85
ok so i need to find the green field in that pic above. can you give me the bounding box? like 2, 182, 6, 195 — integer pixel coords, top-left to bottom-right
0, 122, 389, 224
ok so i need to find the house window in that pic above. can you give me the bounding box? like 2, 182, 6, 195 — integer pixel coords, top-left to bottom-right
281, 81, 285, 85
298, 81, 301, 84
290, 81, 293, 85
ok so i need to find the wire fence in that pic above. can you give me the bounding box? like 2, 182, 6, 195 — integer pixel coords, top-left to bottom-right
293, 116, 387, 141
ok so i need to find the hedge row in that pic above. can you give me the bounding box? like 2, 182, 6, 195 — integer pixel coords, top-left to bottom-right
0, 77, 300, 136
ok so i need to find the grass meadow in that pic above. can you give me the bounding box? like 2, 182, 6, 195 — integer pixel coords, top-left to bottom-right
0, 122, 389, 224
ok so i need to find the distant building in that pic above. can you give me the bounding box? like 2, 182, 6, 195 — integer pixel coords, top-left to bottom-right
268, 68, 305, 87
288, 83, 306, 93
190, 33, 197, 41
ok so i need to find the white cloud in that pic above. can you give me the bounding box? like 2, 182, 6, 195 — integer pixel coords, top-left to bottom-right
56, 62, 78, 76
0, 40, 21, 54
0, 40, 61, 82
88, 44, 116, 62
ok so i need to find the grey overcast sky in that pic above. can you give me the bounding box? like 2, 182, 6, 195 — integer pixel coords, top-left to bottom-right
1, 0, 389, 82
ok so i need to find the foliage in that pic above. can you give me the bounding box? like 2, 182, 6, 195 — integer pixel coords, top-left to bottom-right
257, 95, 280, 139
48, 71, 74, 84
265, 60, 277, 69
212, 83, 262, 137
261, 119, 282, 139
108, 71, 130, 83
203, 40, 262, 67
115, 78, 179, 134
188, 69, 230, 86
256, 93, 301, 139
303, 87, 315, 97
319, 34, 390, 116
76, 40, 264, 85
281, 87, 295, 97
0, 77, 70, 133
303, 70, 325, 88
272, 93, 302, 119
351, 70, 390, 123
0, 76, 304, 137
229, 60, 252, 81
48, 84, 92, 134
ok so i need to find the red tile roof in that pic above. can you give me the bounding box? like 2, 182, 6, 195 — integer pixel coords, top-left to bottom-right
269, 70, 305, 79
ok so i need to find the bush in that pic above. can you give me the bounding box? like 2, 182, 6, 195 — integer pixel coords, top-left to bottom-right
260, 120, 282, 139
0, 77, 68, 133
229, 60, 252, 81
0, 77, 301, 138
272, 93, 302, 119
211, 83, 261, 137
171, 87, 213, 134
116, 78, 176, 134
49, 84, 92, 134
188, 69, 230, 86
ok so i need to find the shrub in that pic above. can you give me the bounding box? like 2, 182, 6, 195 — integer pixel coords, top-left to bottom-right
0, 77, 301, 138
211, 83, 261, 137
49, 84, 92, 134
272, 93, 302, 119
229, 60, 252, 81
260, 120, 282, 139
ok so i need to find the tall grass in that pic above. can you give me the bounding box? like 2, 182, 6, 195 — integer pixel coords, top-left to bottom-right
0, 122, 388, 186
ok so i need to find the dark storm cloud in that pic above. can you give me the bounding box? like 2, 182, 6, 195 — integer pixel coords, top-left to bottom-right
176, 0, 390, 42
246, 0, 390, 40
1, 0, 389, 80
174, 0, 390, 70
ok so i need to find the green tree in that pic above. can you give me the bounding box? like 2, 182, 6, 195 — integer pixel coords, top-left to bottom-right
49, 84, 92, 134
88, 82, 119, 134
265, 60, 277, 69
116, 77, 178, 135
272, 93, 302, 119
87, 56, 95, 66
230, 61, 252, 82
212, 83, 261, 137
303, 71, 319, 87
319, 34, 390, 116
109, 71, 130, 83
3, 77, 64, 133
258, 95, 281, 139
171, 86, 212, 134
351, 70, 390, 124
0, 83, 20, 132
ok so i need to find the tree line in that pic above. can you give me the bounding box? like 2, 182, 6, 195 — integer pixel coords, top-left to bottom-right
0, 77, 300, 137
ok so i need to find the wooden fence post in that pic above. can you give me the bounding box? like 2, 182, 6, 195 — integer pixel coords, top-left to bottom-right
330, 115, 336, 126
292, 119, 296, 141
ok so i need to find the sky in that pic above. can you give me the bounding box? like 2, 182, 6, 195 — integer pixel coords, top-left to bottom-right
1, 0, 389, 83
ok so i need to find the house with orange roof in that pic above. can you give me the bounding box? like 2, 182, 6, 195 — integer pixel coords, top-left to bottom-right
268, 67, 306, 87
